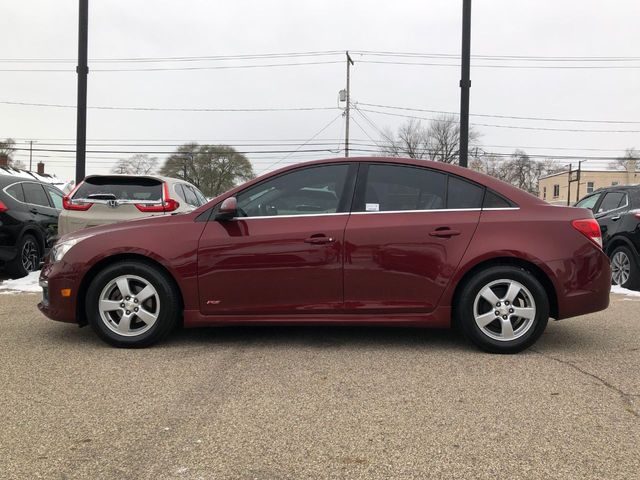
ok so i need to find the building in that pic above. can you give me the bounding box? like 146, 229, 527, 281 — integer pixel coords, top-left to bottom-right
538, 164, 638, 205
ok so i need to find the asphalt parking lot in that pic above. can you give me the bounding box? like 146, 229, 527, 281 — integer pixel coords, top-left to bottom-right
0, 292, 638, 480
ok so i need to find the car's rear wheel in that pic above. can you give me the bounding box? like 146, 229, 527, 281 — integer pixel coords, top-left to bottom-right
86, 261, 180, 347
455, 266, 549, 354
5, 234, 41, 279
610, 246, 640, 290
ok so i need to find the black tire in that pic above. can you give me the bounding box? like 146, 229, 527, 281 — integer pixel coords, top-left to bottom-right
85, 261, 180, 348
610, 245, 640, 290
5, 234, 41, 279
454, 266, 549, 354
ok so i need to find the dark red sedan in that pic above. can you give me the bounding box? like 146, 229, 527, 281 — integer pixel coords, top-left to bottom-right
38, 157, 610, 353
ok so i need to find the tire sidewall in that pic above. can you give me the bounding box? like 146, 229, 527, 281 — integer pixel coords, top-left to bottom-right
86, 261, 179, 347
456, 266, 549, 354
6, 234, 41, 278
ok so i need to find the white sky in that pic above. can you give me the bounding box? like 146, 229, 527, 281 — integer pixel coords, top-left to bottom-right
1, 0, 639, 181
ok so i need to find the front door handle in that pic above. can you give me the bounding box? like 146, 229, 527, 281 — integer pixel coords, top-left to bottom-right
304, 235, 335, 245
611, 215, 621, 221
429, 228, 461, 238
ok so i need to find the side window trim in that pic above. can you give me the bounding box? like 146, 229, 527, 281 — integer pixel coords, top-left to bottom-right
3, 182, 26, 203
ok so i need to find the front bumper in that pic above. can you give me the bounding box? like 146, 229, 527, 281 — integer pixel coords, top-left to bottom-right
37, 262, 79, 324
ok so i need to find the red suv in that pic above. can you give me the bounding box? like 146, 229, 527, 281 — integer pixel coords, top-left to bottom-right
38, 157, 611, 353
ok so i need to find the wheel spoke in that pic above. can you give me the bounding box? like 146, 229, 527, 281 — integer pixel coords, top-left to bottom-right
500, 318, 515, 340
503, 282, 521, 303
475, 311, 496, 328
136, 285, 155, 303
480, 286, 500, 306
135, 307, 158, 327
115, 278, 132, 298
118, 314, 132, 333
512, 306, 535, 320
99, 299, 122, 312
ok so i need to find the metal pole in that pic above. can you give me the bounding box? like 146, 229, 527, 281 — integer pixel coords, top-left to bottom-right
75, 0, 89, 184
345, 51, 354, 157
29, 140, 33, 171
567, 164, 572, 206
575, 160, 583, 203
459, 0, 472, 167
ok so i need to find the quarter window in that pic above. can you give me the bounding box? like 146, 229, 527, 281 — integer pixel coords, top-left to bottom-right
483, 190, 513, 209
182, 185, 199, 207
46, 187, 63, 209
5, 183, 25, 202
236, 164, 349, 217
356, 164, 446, 212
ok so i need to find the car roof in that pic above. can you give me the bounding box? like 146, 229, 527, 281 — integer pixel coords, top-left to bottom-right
194, 156, 546, 213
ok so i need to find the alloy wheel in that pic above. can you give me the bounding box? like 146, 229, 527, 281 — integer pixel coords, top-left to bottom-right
611, 251, 631, 286
21, 239, 39, 272
98, 275, 160, 337
473, 279, 537, 342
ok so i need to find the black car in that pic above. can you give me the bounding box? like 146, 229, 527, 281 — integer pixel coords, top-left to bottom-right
0, 175, 64, 278
576, 185, 640, 289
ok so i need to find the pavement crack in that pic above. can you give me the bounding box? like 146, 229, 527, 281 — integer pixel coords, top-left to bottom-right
531, 349, 639, 418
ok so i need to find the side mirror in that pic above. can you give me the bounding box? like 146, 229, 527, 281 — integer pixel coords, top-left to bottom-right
215, 196, 238, 220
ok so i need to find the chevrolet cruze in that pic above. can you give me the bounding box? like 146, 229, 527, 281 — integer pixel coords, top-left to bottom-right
38, 157, 611, 353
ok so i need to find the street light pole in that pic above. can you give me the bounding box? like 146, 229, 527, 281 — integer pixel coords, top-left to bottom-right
75, 0, 89, 184
459, 0, 472, 168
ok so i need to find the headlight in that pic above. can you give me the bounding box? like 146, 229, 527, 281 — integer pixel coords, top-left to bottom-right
50, 236, 88, 263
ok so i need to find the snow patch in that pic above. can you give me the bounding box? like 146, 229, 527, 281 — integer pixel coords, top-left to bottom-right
0, 271, 41, 294
610, 285, 640, 297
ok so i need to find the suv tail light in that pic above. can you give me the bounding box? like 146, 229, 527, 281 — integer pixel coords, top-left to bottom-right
0, 200, 8, 213
572, 218, 603, 249
63, 181, 93, 211
135, 182, 179, 213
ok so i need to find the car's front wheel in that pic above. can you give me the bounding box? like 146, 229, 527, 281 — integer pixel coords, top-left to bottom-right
455, 266, 549, 354
610, 245, 640, 290
5, 234, 41, 279
86, 261, 180, 347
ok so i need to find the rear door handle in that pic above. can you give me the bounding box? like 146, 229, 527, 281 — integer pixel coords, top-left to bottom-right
304, 235, 335, 245
611, 215, 621, 221
29, 208, 39, 214
429, 228, 461, 238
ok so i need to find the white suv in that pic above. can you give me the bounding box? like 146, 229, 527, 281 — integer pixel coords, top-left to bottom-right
58, 174, 207, 236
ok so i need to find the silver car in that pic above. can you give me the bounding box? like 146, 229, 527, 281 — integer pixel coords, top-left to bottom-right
58, 174, 207, 236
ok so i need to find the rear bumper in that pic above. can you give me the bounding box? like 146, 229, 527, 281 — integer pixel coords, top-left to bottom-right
549, 247, 611, 320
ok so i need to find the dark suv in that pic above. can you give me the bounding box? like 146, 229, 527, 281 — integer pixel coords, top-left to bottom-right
0, 175, 64, 278
576, 185, 640, 289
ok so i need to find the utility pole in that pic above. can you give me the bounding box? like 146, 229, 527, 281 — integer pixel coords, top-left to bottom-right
575, 160, 583, 203
75, 0, 89, 184
29, 140, 33, 171
345, 51, 354, 157
567, 164, 572, 206
459, 0, 472, 168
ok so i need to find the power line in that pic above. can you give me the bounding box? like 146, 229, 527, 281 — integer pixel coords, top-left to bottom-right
358, 108, 640, 133
358, 102, 640, 125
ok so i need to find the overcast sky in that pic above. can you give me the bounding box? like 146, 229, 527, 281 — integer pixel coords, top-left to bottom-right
1, 0, 639, 181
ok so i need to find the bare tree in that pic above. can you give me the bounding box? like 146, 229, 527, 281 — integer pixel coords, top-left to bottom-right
111, 154, 158, 175
617, 147, 639, 172
0, 138, 18, 166
380, 115, 480, 164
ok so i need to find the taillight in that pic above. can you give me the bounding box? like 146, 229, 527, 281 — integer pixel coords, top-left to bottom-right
572, 219, 603, 249
62, 195, 93, 211
0, 200, 8, 213
63, 181, 93, 211
135, 182, 179, 213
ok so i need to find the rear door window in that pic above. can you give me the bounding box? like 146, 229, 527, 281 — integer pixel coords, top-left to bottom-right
576, 193, 601, 211
23, 182, 51, 207
5, 183, 25, 202
356, 164, 446, 212
73, 176, 162, 202
597, 192, 626, 213
447, 176, 484, 209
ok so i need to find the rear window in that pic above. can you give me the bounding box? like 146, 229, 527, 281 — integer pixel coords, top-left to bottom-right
74, 176, 162, 201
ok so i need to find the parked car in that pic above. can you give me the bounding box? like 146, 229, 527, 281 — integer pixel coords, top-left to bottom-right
0, 176, 63, 278
58, 174, 207, 235
39, 157, 611, 353
575, 185, 640, 289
